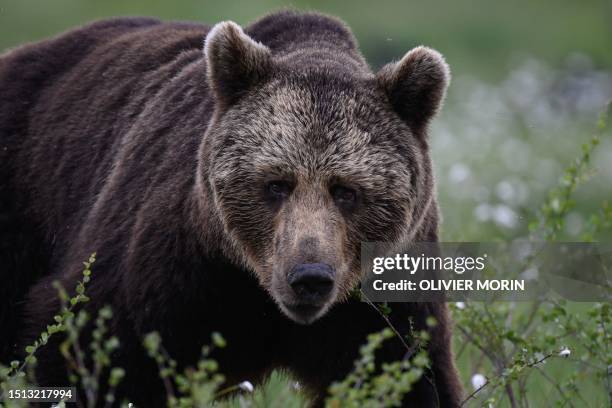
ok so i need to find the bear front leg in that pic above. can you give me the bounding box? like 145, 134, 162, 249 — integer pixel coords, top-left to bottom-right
286, 300, 462, 407
410, 302, 464, 407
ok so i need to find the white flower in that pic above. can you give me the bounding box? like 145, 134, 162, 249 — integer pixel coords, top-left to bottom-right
455, 302, 466, 310
239, 380, 254, 393
559, 347, 571, 358
471, 373, 487, 390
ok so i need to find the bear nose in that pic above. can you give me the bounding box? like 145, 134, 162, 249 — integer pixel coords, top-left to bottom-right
288, 263, 335, 302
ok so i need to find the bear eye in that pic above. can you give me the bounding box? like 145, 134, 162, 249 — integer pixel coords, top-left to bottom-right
265, 180, 293, 202
330, 184, 358, 209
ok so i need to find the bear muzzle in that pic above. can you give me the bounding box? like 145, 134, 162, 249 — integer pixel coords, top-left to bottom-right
282, 263, 336, 323
288, 263, 335, 301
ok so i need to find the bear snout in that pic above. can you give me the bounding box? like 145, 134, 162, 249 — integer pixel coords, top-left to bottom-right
287, 263, 335, 304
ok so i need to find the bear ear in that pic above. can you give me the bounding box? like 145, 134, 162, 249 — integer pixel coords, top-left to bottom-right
204, 21, 272, 107
377, 46, 450, 134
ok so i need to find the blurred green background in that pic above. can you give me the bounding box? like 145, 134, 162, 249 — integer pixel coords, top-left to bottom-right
1, 1, 611, 406
1, 0, 612, 79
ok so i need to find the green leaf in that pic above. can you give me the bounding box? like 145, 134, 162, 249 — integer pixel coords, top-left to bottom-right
211, 332, 226, 348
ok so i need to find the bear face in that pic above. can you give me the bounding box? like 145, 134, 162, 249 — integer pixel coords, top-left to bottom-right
200, 22, 450, 324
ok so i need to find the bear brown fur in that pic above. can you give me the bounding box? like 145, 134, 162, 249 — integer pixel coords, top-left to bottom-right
0, 10, 462, 407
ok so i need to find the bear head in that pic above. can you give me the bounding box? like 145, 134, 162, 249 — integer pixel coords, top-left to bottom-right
199, 20, 450, 324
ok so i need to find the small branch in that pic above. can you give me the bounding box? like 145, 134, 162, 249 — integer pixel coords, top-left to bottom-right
214, 383, 242, 398
534, 366, 575, 408
360, 291, 413, 355
461, 378, 490, 407
456, 324, 499, 365
505, 383, 518, 408
153, 347, 177, 403
460, 352, 555, 406
359, 292, 441, 403
601, 309, 611, 407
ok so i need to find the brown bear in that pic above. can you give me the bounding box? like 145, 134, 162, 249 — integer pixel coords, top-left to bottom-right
0, 10, 462, 407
